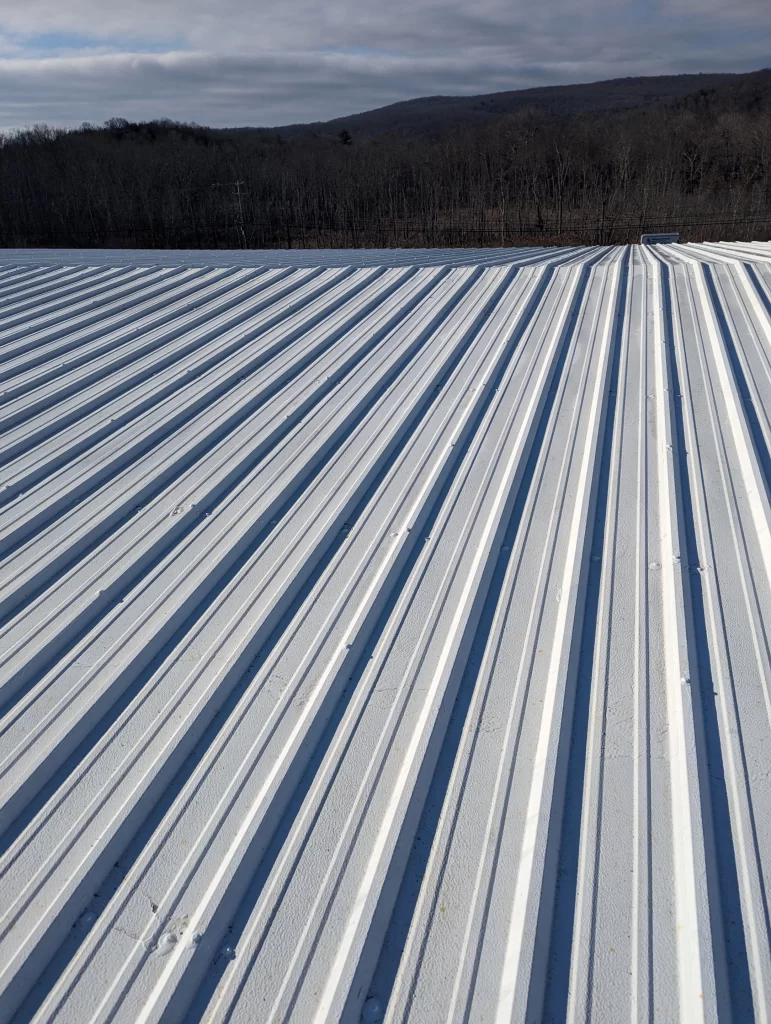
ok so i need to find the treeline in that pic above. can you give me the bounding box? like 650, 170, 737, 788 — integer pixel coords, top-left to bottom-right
1, 77, 770, 249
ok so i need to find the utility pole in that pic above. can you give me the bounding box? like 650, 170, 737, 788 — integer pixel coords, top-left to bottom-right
210, 180, 248, 248
232, 180, 247, 249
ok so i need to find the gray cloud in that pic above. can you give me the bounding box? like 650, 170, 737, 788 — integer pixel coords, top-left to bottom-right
0, 0, 768, 129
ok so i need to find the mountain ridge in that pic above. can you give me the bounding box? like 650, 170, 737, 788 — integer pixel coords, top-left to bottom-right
229, 68, 770, 140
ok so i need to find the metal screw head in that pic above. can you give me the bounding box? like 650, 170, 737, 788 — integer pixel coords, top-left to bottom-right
361, 997, 383, 1023
157, 932, 178, 953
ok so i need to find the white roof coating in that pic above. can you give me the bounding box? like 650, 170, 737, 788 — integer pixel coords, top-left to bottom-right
0, 242, 770, 1023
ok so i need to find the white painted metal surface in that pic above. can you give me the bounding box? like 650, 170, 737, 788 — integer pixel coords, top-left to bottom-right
0, 245, 613, 269
1, 242, 769, 269
640, 232, 680, 244
0, 244, 770, 1023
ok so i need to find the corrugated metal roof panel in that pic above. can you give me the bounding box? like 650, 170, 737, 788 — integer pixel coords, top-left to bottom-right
1, 242, 770, 269
0, 246, 611, 269
0, 246, 770, 1023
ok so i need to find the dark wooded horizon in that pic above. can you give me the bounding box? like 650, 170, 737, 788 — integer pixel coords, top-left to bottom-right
1, 68, 770, 250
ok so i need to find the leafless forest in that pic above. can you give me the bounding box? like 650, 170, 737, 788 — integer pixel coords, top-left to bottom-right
1, 72, 770, 249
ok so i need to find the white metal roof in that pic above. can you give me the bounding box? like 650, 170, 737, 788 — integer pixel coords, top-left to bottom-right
0, 243, 770, 1023
2, 241, 770, 269
0, 245, 616, 270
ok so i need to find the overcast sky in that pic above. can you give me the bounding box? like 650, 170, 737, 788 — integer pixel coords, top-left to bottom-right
0, 0, 768, 131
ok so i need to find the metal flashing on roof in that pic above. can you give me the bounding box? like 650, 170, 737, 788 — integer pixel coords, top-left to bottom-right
640, 231, 680, 244
0, 243, 770, 1022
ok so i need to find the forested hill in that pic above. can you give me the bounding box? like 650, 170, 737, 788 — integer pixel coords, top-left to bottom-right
1, 68, 770, 250
252, 70, 763, 140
